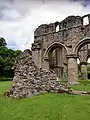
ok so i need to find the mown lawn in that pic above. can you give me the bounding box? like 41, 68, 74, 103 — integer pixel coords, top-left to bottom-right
71, 80, 90, 91
0, 81, 90, 120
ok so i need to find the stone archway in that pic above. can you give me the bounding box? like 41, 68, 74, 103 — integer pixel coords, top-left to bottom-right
74, 37, 90, 54
31, 14, 90, 84
74, 38, 90, 80
44, 42, 68, 58
44, 42, 68, 80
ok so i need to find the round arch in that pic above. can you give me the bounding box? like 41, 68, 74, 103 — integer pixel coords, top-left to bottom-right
44, 42, 68, 58
73, 37, 90, 54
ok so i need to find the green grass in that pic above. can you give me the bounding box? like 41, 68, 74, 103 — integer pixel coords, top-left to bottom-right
71, 80, 90, 91
0, 81, 90, 120
71, 83, 90, 91
0, 77, 12, 81
0, 81, 12, 95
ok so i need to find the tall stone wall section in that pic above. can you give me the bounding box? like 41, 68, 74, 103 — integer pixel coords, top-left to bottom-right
5, 49, 70, 98
31, 14, 90, 82
4, 14, 90, 98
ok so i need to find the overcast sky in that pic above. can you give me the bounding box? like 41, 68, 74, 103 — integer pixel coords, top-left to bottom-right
0, 0, 90, 51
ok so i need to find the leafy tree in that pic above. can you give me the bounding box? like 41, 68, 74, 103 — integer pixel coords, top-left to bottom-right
0, 56, 4, 68
0, 37, 7, 46
14, 50, 22, 57
0, 56, 4, 76
0, 37, 22, 77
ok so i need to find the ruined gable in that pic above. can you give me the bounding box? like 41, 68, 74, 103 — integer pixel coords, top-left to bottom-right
5, 49, 69, 98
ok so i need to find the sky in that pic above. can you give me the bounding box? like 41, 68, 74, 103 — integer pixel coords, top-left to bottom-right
0, 0, 90, 51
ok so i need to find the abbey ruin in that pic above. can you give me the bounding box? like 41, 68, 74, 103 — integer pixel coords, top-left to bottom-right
5, 14, 90, 98
32, 14, 90, 83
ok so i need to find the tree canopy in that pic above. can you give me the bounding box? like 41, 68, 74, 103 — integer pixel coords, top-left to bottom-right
0, 37, 22, 77
0, 37, 7, 47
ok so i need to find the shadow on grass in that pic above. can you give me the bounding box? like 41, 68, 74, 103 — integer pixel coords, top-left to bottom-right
0, 78, 12, 82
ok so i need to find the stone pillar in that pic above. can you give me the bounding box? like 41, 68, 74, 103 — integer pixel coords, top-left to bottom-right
67, 55, 78, 84
80, 62, 87, 80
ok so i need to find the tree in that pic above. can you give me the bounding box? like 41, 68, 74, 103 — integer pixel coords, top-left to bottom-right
0, 37, 22, 77
0, 37, 7, 46
0, 56, 4, 76
14, 50, 22, 57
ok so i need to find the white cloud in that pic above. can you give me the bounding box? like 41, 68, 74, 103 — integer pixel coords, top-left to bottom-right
0, 0, 89, 51
2, 9, 21, 20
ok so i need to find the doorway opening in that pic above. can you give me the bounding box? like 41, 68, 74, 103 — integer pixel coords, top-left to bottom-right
48, 44, 67, 80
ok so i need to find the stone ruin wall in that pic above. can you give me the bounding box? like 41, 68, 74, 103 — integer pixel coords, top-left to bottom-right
4, 49, 72, 98
31, 14, 90, 82
4, 49, 90, 99
4, 14, 90, 98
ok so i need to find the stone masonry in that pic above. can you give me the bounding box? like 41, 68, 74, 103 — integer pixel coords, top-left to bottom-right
4, 14, 90, 98
32, 14, 90, 82
5, 49, 70, 98
5, 49, 90, 98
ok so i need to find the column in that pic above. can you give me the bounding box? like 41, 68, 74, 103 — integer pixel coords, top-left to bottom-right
67, 55, 78, 84
80, 62, 87, 80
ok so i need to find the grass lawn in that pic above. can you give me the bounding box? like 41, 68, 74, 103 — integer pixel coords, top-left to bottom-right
0, 81, 90, 120
71, 80, 90, 91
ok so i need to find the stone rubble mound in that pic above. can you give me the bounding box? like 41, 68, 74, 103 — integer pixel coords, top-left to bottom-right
4, 49, 90, 98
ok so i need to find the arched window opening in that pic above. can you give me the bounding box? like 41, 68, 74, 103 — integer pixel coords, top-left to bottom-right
77, 58, 80, 64
56, 25, 59, 32
77, 43, 90, 80
83, 16, 89, 25
87, 58, 90, 63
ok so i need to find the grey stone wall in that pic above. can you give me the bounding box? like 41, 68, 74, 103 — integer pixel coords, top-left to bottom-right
5, 49, 70, 98
4, 14, 90, 98
31, 14, 90, 82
